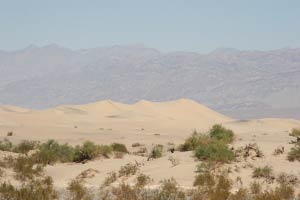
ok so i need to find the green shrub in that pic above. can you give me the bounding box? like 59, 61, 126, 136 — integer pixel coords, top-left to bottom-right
179, 131, 210, 151
149, 144, 163, 159
73, 141, 99, 162
289, 128, 300, 143
287, 146, 300, 162
98, 145, 113, 158
34, 140, 75, 165
194, 140, 234, 163
13, 140, 37, 154
0, 138, 13, 151
209, 124, 234, 144
111, 143, 128, 153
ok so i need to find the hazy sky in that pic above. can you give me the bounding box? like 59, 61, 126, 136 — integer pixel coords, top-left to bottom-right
1, 0, 300, 52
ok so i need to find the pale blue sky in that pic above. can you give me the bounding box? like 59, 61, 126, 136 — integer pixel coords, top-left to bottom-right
1, 0, 300, 52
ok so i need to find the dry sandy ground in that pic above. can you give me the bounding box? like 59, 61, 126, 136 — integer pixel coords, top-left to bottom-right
0, 99, 300, 191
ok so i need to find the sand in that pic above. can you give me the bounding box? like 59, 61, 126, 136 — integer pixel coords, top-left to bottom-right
0, 99, 300, 190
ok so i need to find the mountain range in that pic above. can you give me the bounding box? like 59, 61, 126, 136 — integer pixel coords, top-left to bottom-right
0, 44, 300, 119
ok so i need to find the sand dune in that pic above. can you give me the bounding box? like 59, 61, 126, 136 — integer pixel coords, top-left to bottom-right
0, 99, 300, 191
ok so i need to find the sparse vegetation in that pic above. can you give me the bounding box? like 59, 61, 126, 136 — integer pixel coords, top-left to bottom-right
67, 179, 93, 200
102, 171, 118, 187
118, 162, 139, 177
148, 144, 163, 160
136, 173, 151, 188
111, 143, 128, 153
252, 166, 274, 182
0, 176, 58, 200
289, 128, 300, 144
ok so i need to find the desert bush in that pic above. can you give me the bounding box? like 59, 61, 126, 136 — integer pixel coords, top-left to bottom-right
0, 138, 13, 151
67, 179, 93, 200
159, 178, 185, 200
111, 143, 128, 153
111, 183, 139, 200
118, 163, 139, 177
148, 144, 163, 160
135, 173, 151, 188
209, 124, 234, 144
276, 172, 299, 185
13, 156, 43, 181
102, 171, 118, 187
34, 140, 75, 165
0, 176, 58, 200
194, 140, 234, 163
235, 143, 264, 160
179, 131, 210, 151
252, 166, 274, 182
13, 140, 37, 155
98, 145, 113, 158
289, 128, 300, 144
73, 141, 99, 163
287, 145, 300, 162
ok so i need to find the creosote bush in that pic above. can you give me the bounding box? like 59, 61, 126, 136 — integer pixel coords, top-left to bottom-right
194, 140, 234, 163
179, 125, 235, 163
209, 124, 234, 144
111, 143, 128, 153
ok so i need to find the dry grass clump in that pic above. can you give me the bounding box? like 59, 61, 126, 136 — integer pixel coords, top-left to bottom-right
252, 166, 275, 183
135, 173, 152, 188
276, 172, 299, 185
102, 171, 118, 187
0, 176, 58, 200
235, 143, 264, 161
67, 179, 93, 200
147, 144, 163, 160
273, 146, 285, 156
118, 162, 140, 177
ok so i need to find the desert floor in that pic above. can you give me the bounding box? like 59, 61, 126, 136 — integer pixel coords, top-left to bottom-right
0, 99, 300, 191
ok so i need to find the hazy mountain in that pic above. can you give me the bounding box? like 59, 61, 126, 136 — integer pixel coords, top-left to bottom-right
0, 44, 300, 119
